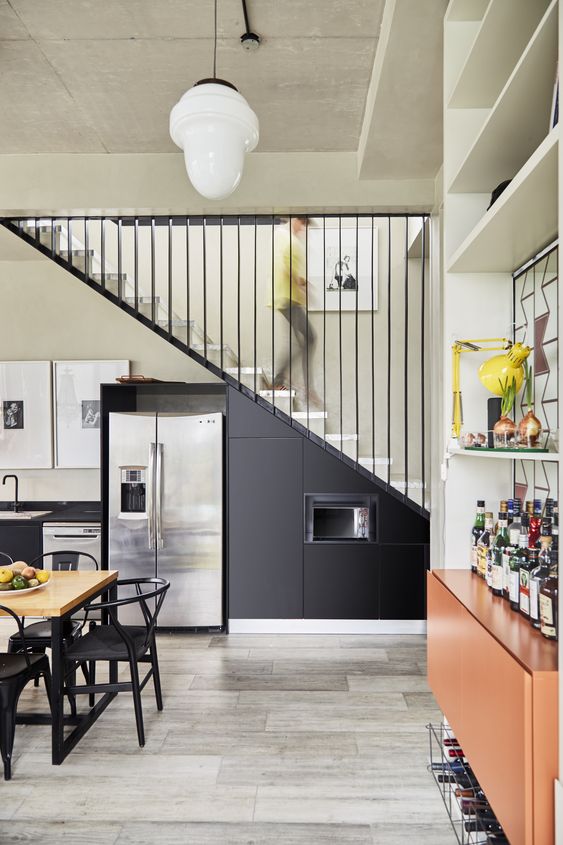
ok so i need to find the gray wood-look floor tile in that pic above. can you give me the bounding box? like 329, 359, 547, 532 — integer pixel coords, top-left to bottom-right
1, 631, 452, 842
115, 821, 374, 844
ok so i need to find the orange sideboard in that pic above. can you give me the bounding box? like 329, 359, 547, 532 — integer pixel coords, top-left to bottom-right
427, 570, 558, 845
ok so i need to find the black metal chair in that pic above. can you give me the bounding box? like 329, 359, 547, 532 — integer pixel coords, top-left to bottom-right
64, 577, 169, 747
0, 553, 14, 567
0, 605, 52, 779
8, 551, 99, 655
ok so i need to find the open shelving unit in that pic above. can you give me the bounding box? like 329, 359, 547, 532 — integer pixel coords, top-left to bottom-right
436, 1, 561, 840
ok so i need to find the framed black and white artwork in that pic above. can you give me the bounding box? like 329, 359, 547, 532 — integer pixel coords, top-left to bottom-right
0, 361, 52, 468
53, 360, 129, 468
307, 219, 379, 311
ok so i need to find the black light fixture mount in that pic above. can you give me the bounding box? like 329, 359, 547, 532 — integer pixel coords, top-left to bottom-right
240, 0, 260, 51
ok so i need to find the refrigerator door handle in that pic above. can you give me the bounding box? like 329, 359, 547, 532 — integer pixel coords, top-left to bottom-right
155, 442, 164, 550
148, 442, 156, 550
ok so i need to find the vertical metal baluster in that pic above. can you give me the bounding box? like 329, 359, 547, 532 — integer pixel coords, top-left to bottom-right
237, 216, 241, 383
271, 216, 275, 410
253, 215, 257, 395
150, 216, 156, 326
186, 216, 191, 346
404, 216, 409, 500
51, 216, 55, 257
101, 217, 106, 290
67, 217, 72, 268
323, 217, 326, 442
289, 215, 293, 419
34, 216, 38, 245
371, 217, 375, 471
84, 217, 89, 279
338, 216, 343, 455
421, 216, 427, 511
203, 217, 208, 360
117, 217, 123, 302
134, 217, 139, 313
355, 215, 359, 464
305, 217, 309, 430
220, 216, 224, 370
386, 217, 391, 485
168, 216, 173, 336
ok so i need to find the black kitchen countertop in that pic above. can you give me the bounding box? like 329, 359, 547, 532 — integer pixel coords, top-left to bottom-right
0, 502, 101, 525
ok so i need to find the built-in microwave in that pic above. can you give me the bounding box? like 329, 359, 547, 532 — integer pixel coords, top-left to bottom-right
312, 505, 369, 541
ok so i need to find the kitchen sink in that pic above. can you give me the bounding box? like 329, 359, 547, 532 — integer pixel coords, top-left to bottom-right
0, 511, 51, 519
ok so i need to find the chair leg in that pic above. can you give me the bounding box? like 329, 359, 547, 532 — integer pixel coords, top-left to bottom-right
0, 700, 17, 780
42, 669, 52, 713
87, 662, 96, 708
129, 660, 145, 748
149, 638, 163, 711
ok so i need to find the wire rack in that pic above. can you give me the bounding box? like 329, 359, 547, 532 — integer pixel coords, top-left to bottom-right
427, 722, 509, 845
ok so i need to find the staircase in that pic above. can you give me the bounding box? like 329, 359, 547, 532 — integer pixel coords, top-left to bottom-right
1, 215, 430, 518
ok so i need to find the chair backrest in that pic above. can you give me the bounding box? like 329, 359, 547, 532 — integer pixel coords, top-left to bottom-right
85, 578, 170, 655
0, 552, 14, 567
0, 605, 33, 665
30, 550, 99, 571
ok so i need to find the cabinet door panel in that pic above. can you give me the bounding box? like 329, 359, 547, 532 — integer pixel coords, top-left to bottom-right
304, 544, 379, 619
0, 525, 42, 563
229, 438, 303, 618
427, 574, 463, 735
380, 544, 427, 619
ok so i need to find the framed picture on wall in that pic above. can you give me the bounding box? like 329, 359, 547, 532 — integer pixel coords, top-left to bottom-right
0, 361, 52, 468
307, 220, 379, 312
53, 360, 129, 468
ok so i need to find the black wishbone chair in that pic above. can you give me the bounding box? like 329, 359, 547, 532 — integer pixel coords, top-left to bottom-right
63, 578, 170, 747
0, 553, 14, 567
7, 552, 99, 707
0, 605, 52, 779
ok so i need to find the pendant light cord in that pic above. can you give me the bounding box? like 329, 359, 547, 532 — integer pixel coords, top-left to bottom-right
213, 0, 217, 78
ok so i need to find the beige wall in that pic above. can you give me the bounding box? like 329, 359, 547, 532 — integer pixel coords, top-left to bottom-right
0, 257, 216, 502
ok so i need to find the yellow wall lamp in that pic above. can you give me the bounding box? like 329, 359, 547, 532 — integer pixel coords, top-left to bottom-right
451, 338, 531, 439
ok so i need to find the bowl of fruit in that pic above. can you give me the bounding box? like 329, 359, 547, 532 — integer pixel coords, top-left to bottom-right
0, 561, 50, 593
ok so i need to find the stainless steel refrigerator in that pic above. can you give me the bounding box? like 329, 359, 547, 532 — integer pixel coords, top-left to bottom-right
107, 411, 223, 628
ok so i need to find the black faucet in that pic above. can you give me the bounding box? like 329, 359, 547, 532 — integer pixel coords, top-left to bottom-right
2, 475, 20, 512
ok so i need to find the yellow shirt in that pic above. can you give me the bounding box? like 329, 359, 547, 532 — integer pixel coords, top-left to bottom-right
270, 229, 306, 309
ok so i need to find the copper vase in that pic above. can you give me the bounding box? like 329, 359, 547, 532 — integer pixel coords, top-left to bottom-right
518, 409, 542, 448
493, 415, 517, 448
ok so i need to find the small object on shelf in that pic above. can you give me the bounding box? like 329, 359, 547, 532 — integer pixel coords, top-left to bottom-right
517, 360, 543, 447
493, 376, 517, 448
486, 179, 512, 210
539, 548, 558, 640
115, 375, 164, 384
487, 397, 502, 447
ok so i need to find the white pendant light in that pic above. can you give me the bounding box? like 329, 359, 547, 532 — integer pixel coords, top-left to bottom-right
170, 0, 259, 201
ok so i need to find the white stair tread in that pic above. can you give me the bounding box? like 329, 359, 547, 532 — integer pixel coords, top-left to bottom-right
125, 296, 161, 304
359, 457, 393, 466
225, 367, 264, 375
325, 434, 358, 441
193, 343, 234, 352
390, 478, 426, 490
292, 411, 327, 419
259, 389, 297, 398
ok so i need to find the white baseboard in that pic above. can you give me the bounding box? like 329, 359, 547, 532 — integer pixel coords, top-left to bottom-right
228, 618, 427, 634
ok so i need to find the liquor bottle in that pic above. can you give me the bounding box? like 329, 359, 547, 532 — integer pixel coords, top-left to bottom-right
525, 500, 534, 517
504, 501, 521, 599
534, 499, 542, 516
529, 508, 542, 548
539, 549, 558, 640
470, 500, 486, 573
519, 548, 537, 618
552, 511, 559, 554
495, 500, 508, 534
477, 513, 494, 579
491, 511, 508, 597
544, 498, 554, 520
529, 536, 552, 630
509, 516, 529, 611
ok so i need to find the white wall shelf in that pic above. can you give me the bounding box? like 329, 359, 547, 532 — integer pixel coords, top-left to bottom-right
448, 0, 557, 193
448, 448, 560, 462
447, 127, 558, 273
449, 0, 550, 109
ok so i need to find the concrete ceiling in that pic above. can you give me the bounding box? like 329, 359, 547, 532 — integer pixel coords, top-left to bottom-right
0, 0, 445, 178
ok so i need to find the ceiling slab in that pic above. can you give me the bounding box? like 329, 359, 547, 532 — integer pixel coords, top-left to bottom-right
358, 0, 447, 179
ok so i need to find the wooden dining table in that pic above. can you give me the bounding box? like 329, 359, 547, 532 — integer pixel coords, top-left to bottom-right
0, 570, 118, 764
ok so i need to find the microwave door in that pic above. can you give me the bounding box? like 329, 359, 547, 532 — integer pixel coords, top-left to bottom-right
108, 413, 157, 609
156, 413, 223, 627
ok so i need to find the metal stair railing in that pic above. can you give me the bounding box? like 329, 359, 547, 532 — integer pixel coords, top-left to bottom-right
2, 214, 430, 518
